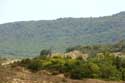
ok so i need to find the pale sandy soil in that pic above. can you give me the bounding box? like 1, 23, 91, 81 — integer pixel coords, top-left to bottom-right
0, 65, 124, 83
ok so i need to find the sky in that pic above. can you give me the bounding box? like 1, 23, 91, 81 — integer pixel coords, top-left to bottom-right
0, 0, 125, 24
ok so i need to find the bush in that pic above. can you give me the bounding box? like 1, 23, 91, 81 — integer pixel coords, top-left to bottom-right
81, 62, 100, 78
99, 64, 121, 80
69, 67, 84, 79
19, 52, 125, 80
27, 60, 42, 72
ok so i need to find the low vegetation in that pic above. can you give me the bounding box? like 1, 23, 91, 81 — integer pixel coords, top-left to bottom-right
17, 41, 125, 81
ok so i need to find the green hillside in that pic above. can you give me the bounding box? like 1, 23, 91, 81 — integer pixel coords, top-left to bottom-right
0, 11, 125, 57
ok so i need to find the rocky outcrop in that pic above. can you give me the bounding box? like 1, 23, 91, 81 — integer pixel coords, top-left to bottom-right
64, 50, 88, 60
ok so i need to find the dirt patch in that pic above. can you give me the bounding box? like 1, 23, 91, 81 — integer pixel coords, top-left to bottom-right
0, 65, 124, 83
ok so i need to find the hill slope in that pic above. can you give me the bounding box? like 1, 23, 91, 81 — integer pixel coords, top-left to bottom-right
0, 66, 123, 83
0, 11, 125, 57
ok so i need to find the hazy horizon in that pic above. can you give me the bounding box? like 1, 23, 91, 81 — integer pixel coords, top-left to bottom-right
0, 0, 125, 24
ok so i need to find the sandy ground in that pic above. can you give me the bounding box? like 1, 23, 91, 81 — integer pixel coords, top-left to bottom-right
0, 64, 124, 83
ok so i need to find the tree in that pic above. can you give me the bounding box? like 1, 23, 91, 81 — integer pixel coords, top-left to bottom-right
121, 68, 125, 80
113, 56, 122, 69
65, 47, 75, 53
99, 64, 121, 80
82, 62, 100, 78
40, 49, 52, 56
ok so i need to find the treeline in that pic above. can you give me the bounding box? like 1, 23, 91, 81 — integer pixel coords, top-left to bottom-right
66, 40, 125, 56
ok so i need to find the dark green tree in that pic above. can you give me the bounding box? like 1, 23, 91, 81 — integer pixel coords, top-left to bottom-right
40, 49, 52, 56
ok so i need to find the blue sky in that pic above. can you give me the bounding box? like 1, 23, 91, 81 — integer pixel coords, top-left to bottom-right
0, 0, 125, 24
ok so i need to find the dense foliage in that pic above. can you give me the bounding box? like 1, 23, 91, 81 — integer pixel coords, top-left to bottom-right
18, 51, 125, 80
0, 12, 125, 57
66, 40, 125, 55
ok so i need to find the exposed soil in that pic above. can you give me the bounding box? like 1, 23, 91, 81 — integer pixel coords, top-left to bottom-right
0, 65, 124, 83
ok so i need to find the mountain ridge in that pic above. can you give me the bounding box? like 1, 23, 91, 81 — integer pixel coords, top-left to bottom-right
0, 11, 125, 57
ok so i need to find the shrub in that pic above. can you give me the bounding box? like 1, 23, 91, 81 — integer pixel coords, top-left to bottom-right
27, 60, 42, 72
99, 64, 121, 80
19, 51, 125, 80
40, 49, 51, 56
81, 62, 100, 78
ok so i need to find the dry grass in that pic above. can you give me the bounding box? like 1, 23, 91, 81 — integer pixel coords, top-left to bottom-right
0, 65, 124, 83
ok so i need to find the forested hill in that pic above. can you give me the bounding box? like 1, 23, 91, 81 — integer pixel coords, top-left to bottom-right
0, 11, 125, 57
